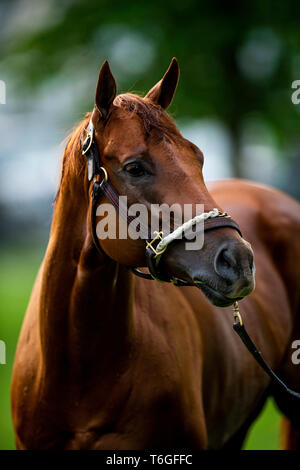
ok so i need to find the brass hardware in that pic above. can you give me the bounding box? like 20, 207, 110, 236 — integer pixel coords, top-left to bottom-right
94, 166, 108, 184
99, 166, 108, 182
146, 231, 167, 257
218, 211, 230, 218
233, 301, 243, 326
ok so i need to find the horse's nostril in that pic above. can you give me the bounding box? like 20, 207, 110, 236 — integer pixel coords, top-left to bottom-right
214, 241, 254, 287
222, 249, 237, 269
214, 246, 239, 282
213, 240, 255, 297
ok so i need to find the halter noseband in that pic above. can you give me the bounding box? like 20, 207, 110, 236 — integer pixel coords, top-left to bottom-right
82, 120, 242, 286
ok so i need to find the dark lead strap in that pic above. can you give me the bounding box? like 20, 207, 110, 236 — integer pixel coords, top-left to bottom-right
233, 304, 300, 417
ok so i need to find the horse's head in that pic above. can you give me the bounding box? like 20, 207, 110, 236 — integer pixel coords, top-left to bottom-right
89, 59, 254, 307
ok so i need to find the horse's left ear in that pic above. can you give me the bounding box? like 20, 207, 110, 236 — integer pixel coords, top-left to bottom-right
95, 60, 117, 118
145, 58, 180, 109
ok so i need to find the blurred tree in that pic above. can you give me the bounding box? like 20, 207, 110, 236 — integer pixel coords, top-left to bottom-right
2, 0, 300, 177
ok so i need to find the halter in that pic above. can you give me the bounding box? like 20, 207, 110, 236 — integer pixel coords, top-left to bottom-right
82, 118, 300, 412
82, 119, 242, 285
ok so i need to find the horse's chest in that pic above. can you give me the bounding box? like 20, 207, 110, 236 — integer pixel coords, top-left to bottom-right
63, 349, 203, 449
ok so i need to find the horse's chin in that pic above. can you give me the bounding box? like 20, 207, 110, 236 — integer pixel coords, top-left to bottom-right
195, 283, 245, 308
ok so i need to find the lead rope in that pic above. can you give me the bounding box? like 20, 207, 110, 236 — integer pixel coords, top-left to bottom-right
232, 302, 300, 412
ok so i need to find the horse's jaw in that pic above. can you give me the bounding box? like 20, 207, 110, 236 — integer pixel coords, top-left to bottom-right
194, 282, 249, 308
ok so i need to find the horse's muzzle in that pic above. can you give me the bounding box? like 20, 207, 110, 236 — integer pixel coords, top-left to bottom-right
194, 238, 255, 307
214, 239, 254, 294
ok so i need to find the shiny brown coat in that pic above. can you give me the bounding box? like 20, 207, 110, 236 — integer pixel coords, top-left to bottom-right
11, 60, 300, 449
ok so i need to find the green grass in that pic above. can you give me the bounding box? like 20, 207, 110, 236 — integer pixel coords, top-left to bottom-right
243, 399, 281, 449
0, 243, 45, 450
0, 244, 282, 450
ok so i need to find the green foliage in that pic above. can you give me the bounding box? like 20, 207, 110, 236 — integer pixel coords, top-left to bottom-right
3, 0, 300, 134
3, 0, 300, 177
244, 399, 281, 449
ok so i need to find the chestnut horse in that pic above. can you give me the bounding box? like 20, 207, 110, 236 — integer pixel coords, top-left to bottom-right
11, 59, 300, 449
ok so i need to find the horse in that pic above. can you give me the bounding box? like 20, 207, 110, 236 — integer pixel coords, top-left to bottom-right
11, 58, 300, 450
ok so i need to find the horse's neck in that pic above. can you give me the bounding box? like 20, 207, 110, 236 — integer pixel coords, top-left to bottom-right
39, 162, 134, 376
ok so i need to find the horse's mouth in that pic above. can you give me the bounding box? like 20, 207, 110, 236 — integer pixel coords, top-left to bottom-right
195, 282, 244, 307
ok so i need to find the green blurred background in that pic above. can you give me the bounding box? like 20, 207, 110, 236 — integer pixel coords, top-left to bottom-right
1, 0, 300, 450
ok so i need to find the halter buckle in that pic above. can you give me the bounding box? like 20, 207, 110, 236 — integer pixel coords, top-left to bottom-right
146, 231, 167, 257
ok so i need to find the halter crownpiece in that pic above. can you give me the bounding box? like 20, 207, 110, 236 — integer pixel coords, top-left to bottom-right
82, 118, 242, 284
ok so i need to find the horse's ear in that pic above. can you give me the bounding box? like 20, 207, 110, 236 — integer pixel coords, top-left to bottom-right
145, 58, 179, 109
95, 60, 117, 118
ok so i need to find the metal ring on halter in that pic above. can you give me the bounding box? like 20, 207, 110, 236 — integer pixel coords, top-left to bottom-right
94, 166, 108, 184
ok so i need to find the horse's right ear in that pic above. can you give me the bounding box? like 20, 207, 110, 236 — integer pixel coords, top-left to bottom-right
95, 61, 117, 119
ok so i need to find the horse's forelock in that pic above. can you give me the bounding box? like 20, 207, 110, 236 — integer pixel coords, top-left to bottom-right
113, 93, 176, 135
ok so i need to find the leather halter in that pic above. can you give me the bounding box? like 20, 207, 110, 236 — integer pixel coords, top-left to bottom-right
82, 118, 300, 412
82, 119, 242, 285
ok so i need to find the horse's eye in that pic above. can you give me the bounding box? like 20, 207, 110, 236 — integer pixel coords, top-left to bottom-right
123, 162, 146, 177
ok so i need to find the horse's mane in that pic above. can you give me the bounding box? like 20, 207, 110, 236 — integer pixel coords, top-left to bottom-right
55, 112, 91, 200
57, 93, 179, 198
